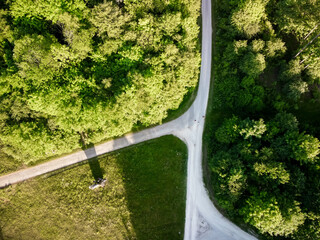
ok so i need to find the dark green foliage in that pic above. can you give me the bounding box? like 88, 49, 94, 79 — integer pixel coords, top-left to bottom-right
275, 0, 320, 40
286, 132, 320, 165
211, 150, 247, 211
0, 0, 201, 163
240, 52, 266, 77
215, 115, 240, 144
210, 114, 319, 239
207, 0, 320, 238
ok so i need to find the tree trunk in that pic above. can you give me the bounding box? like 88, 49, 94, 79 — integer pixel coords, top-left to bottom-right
294, 32, 320, 59
304, 23, 319, 40
79, 131, 87, 146
300, 52, 314, 64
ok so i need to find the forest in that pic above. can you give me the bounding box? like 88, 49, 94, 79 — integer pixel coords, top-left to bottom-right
0, 0, 201, 164
207, 0, 320, 239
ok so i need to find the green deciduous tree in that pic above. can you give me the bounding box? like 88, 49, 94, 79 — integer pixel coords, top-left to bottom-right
231, 0, 269, 38
253, 161, 290, 184
13, 34, 59, 84
265, 38, 286, 57
241, 192, 305, 236
90, 1, 130, 39
215, 116, 240, 144
239, 118, 266, 139
211, 151, 247, 210
265, 112, 299, 140
0, 10, 12, 43
251, 39, 264, 52
287, 132, 320, 164
1, 121, 80, 163
240, 52, 266, 77
286, 80, 308, 102
275, 0, 320, 40
9, 0, 87, 22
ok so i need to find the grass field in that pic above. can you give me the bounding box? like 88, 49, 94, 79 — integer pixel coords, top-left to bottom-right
0, 136, 187, 240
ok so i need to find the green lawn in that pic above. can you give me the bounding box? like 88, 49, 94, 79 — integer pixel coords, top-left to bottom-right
0, 135, 187, 240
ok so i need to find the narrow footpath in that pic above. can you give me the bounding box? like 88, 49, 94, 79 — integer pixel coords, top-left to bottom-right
0, 1, 257, 239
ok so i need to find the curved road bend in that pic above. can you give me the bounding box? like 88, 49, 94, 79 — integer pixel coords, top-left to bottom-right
0, 1, 256, 240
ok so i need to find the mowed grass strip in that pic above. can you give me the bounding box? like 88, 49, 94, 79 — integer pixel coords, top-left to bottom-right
0, 136, 187, 240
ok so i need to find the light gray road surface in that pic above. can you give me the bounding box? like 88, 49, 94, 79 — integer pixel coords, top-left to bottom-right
0, 1, 257, 239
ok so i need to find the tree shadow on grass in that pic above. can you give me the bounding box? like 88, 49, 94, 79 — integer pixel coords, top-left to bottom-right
114, 136, 187, 240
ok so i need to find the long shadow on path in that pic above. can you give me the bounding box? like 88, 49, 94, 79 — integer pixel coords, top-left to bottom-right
84, 144, 104, 180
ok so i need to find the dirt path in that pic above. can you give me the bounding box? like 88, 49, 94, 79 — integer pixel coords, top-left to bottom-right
0, 1, 257, 239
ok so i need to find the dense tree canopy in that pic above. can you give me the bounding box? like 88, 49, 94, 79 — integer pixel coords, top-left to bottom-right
210, 113, 320, 239
0, 0, 201, 163
208, 0, 320, 239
